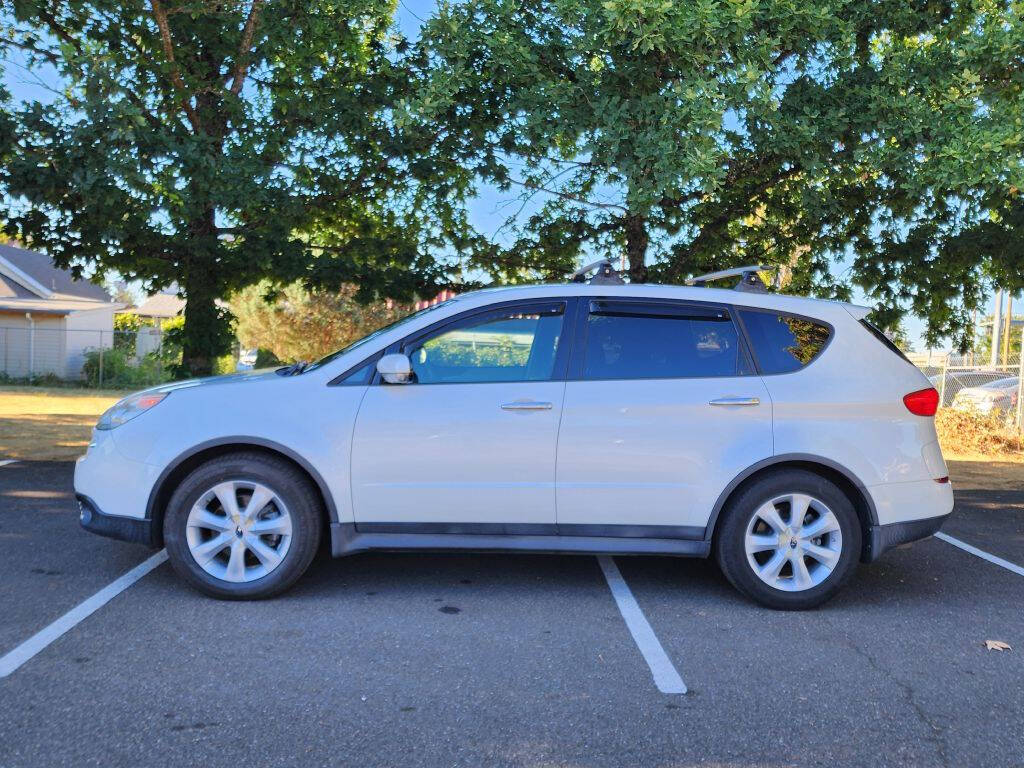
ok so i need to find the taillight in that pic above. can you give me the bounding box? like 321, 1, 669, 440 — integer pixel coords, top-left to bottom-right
904, 388, 939, 416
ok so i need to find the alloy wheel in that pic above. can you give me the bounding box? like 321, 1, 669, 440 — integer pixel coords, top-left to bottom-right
185, 479, 293, 583
743, 493, 843, 592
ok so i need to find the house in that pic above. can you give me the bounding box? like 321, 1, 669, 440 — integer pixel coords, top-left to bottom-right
0, 242, 124, 379
130, 289, 186, 324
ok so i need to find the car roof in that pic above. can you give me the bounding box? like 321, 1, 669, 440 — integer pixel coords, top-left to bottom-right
450, 282, 870, 321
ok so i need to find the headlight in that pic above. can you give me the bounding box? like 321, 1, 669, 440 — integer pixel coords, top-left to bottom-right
96, 392, 168, 430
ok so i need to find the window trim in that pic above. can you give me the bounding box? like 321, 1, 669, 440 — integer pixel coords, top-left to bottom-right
733, 305, 835, 377
327, 351, 384, 387
367, 297, 576, 386
568, 297, 755, 382
858, 319, 916, 369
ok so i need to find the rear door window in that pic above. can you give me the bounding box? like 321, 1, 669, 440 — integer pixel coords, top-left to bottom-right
581, 301, 748, 380
739, 309, 831, 374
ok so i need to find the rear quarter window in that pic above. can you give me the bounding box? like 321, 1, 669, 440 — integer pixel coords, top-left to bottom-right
739, 309, 831, 374
859, 319, 915, 366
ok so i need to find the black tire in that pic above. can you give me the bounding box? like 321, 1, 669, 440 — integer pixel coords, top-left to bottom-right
714, 469, 861, 610
163, 451, 322, 599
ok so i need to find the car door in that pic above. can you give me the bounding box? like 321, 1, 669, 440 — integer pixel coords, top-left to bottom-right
555, 298, 772, 536
350, 299, 572, 531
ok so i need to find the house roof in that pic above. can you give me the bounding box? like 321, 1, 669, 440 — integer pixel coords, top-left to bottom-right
131, 292, 186, 318
0, 243, 112, 303
0, 297, 125, 315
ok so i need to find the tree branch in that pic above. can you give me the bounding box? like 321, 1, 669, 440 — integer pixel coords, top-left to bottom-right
149, 0, 202, 132
0, 34, 61, 66
34, 7, 82, 54
508, 178, 628, 212
229, 0, 265, 95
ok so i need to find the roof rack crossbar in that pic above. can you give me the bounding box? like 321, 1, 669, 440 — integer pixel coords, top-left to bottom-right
684, 264, 773, 293
570, 259, 625, 285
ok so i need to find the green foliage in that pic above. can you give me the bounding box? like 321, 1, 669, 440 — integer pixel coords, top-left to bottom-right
974, 316, 1024, 361
422, 333, 530, 369
212, 353, 238, 376
112, 312, 144, 352
887, 324, 915, 355
413, 0, 1024, 347
2, 0, 463, 376
113, 313, 143, 333
232, 280, 413, 363
81, 347, 172, 388
254, 348, 281, 368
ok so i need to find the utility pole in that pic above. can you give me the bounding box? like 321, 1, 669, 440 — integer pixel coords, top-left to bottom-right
991, 289, 1003, 367
970, 308, 977, 365
1002, 294, 1014, 368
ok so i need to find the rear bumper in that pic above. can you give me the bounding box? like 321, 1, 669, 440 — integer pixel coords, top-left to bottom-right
77, 494, 156, 547
862, 513, 950, 563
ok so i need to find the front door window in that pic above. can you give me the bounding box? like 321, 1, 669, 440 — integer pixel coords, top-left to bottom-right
405, 303, 565, 384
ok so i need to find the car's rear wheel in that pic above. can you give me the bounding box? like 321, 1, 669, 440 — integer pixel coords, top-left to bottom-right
715, 469, 861, 610
163, 452, 322, 599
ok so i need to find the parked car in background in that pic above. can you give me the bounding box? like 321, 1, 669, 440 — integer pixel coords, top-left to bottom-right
75, 274, 953, 610
952, 376, 1019, 415
929, 370, 1011, 406
235, 348, 258, 371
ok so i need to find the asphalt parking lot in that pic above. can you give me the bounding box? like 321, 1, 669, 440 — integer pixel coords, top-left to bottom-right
1, 461, 1022, 767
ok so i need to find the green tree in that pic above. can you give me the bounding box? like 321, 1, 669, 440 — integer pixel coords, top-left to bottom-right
413, 0, 1023, 347
879, 322, 914, 354
2, 0, 457, 376
973, 316, 1024, 362
232, 281, 413, 363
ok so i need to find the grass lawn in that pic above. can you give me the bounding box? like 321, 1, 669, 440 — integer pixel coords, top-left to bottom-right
0, 386, 129, 461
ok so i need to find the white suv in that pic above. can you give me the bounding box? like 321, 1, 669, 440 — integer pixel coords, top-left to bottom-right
75, 278, 953, 609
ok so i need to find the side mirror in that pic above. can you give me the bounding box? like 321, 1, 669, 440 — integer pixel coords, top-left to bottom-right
377, 353, 413, 384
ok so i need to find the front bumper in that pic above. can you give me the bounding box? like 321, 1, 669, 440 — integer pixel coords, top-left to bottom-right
862, 512, 951, 563
77, 494, 157, 547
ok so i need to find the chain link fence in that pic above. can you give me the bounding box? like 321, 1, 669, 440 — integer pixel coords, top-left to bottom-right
0, 325, 174, 388
909, 351, 1023, 431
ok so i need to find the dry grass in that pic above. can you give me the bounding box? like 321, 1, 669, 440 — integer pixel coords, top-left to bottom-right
0, 386, 128, 461
935, 407, 1024, 464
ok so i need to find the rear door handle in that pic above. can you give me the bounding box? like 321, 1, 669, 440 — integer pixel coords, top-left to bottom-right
709, 396, 760, 407
501, 401, 553, 411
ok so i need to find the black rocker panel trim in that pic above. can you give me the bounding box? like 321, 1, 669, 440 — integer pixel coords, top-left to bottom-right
331, 523, 710, 558
354, 521, 705, 539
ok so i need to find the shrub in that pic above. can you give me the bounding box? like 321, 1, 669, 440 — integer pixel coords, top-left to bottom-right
254, 348, 280, 368
81, 347, 173, 388
112, 313, 145, 352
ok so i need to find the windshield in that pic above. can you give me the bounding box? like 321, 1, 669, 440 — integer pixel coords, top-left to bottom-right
301, 300, 457, 374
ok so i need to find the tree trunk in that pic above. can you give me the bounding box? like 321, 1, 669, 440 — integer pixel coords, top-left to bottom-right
625, 214, 649, 283
181, 259, 220, 377
181, 205, 223, 377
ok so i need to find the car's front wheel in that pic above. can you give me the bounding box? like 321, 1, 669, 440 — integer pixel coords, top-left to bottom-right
714, 469, 861, 610
163, 452, 322, 599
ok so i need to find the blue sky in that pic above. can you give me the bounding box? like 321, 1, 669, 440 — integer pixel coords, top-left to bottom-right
2, 0, 1008, 353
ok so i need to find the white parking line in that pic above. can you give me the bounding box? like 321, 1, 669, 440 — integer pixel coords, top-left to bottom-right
0, 459, 18, 467
597, 556, 687, 694
935, 533, 1024, 577
0, 550, 168, 678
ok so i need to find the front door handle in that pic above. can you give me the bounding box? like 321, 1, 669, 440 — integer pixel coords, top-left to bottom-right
501, 401, 553, 411
709, 396, 761, 407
